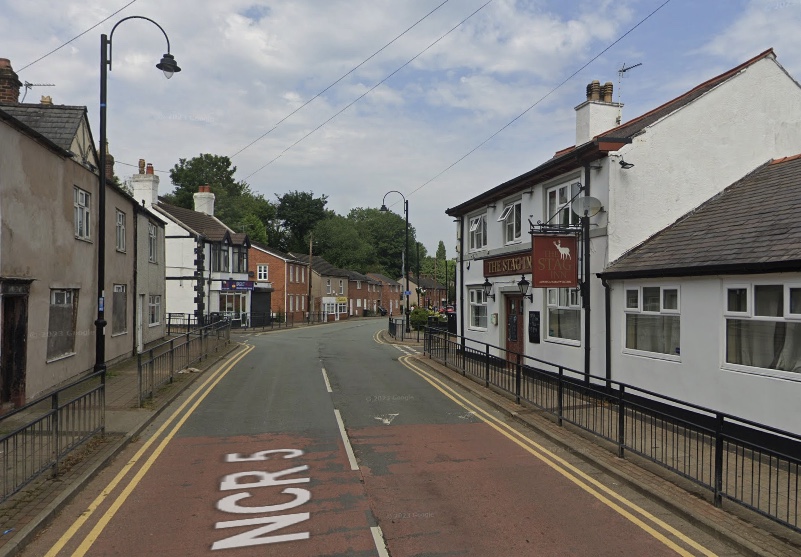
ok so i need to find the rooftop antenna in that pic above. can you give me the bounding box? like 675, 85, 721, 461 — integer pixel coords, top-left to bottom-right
616, 62, 641, 125
21, 81, 55, 103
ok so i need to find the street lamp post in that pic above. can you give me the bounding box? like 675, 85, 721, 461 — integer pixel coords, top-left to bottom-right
380, 191, 410, 333
95, 16, 180, 373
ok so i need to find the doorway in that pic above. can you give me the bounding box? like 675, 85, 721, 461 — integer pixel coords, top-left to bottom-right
1, 289, 29, 408
505, 295, 524, 363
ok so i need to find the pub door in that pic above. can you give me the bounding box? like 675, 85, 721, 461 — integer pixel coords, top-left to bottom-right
505, 295, 524, 363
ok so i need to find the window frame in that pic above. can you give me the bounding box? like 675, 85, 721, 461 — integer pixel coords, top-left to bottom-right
546, 182, 581, 228
469, 213, 487, 251
545, 287, 582, 346
468, 287, 488, 331
74, 187, 91, 240
148, 295, 162, 326
115, 210, 126, 252
623, 284, 681, 361
257, 264, 269, 281
47, 288, 78, 361
148, 222, 158, 263
112, 283, 127, 336
498, 200, 522, 244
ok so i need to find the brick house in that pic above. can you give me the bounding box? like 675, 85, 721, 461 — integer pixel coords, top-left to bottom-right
249, 243, 309, 323
342, 270, 381, 316
407, 276, 447, 309
291, 254, 350, 321
367, 273, 403, 316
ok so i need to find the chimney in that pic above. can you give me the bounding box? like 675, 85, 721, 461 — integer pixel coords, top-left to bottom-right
40, 95, 53, 105
193, 185, 215, 216
131, 157, 160, 208
0, 58, 22, 104
104, 140, 115, 182
574, 79, 622, 146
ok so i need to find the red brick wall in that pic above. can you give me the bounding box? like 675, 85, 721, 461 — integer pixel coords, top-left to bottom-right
248, 249, 309, 322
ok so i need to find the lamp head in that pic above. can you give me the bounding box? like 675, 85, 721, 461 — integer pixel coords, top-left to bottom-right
517, 275, 531, 298
482, 278, 495, 300
379, 204, 388, 212
156, 53, 181, 79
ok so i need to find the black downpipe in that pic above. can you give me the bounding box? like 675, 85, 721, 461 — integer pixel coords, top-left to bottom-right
583, 163, 591, 385
601, 276, 612, 390
458, 217, 465, 350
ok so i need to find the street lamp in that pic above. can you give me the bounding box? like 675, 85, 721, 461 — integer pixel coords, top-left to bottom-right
95, 16, 180, 373
380, 191, 410, 333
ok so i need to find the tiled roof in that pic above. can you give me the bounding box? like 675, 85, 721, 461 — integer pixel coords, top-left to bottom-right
415, 276, 446, 290
1, 103, 86, 151
291, 254, 349, 277
600, 154, 801, 278
155, 201, 233, 242
366, 273, 401, 287
446, 49, 776, 217
251, 242, 301, 261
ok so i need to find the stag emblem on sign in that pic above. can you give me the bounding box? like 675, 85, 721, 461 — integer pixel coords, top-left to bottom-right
553, 240, 571, 259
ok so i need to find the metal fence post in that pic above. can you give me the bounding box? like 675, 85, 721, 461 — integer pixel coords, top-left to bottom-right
515, 353, 521, 405
100, 369, 106, 436
485, 345, 490, 388
617, 384, 625, 458
557, 366, 564, 427
714, 413, 724, 507
51, 392, 59, 477
169, 339, 175, 383
137, 351, 143, 408
149, 348, 155, 400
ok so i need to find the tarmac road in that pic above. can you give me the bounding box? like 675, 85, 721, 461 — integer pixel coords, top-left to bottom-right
19, 319, 744, 556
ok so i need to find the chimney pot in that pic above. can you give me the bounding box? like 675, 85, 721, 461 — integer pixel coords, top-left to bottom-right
40, 95, 53, 105
146, 163, 154, 175
602, 81, 614, 103
590, 80, 601, 101
138, 159, 146, 174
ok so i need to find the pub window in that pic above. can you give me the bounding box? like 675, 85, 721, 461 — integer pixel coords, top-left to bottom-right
546, 287, 581, 344
469, 288, 488, 330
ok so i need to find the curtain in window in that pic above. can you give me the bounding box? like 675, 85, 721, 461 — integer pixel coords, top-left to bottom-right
626, 314, 680, 355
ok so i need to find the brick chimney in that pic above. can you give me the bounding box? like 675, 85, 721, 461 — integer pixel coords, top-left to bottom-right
131, 158, 160, 208
574, 80, 621, 146
104, 140, 115, 182
0, 58, 21, 104
193, 185, 215, 216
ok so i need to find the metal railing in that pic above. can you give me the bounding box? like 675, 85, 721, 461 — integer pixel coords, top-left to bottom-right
137, 319, 231, 406
424, 327, 801, 533
0, 371, 105, 503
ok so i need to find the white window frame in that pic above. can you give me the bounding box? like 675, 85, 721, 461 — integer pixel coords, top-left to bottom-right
290, 265, 294, 282
115, 210, 126, 252
623, 284, 681, 361
545, 287, 581, 346
74, 187, 91, 240
148, 222, 158, 263
498, 201, 522, 244
468, 288, 488, 331
469, 213, 487, 251
148, 295, 161, 326
257, 264, 269, 281
339, 279, 344, 295
112, 284, 127, 336
326, 279, 332, 295
546, 182, 581, 228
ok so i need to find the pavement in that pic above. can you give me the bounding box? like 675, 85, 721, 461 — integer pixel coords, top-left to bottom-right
1, 324, 800, 557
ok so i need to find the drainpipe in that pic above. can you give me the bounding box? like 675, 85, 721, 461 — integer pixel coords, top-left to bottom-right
132, 203, 139, 355
600, 276, 612, 389
583, 163, 591, 385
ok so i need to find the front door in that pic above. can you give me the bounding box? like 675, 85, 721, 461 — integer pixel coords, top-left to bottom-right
1, 292, 28, 408
505, 295, 524, 363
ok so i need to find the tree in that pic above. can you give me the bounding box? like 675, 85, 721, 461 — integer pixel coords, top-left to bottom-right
276, 191, 328, 253
313, 215, 375, 272
347, 207, 417, 279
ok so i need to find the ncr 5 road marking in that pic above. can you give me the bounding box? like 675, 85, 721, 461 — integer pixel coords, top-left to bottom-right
399, 355, 718, 557
45, 343, 255, 557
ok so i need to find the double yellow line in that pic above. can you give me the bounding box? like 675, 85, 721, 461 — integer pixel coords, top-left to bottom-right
399, 355, 717, 557
46, 343, 255, 557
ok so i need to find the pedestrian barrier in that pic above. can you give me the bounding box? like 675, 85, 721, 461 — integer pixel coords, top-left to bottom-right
137, 319, 231, 406
0, 371, 105, 503
423, 327, 801, 534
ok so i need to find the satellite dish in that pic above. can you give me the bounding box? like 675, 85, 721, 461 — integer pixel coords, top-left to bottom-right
572, 196, 603, 217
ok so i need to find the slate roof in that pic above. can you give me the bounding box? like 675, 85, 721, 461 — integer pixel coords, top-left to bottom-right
600, 154, 801, 279
366, 273, 401, 287
155, 200, 243, 244
446, 49, 776, 217
413, 276, 446, 290
290, 254, 349, 278
251, 242, 302, 262
1, 103, 87, 152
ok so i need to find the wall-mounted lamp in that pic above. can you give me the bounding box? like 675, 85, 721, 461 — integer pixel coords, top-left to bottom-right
517, 275, 533, 302
482, 278, 495, 300
619, 159, 635, 170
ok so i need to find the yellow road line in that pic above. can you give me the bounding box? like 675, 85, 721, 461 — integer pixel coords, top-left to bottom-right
400, 356, 717, 557
45, 344, 254, 557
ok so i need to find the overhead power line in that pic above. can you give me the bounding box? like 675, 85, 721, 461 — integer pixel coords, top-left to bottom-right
18, 0, 139, 73
230, 0, 452, 159
243, 0, 494, 180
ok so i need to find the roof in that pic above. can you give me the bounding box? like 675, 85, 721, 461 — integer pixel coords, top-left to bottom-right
413, 276, 446, 290
0, 106, 70, 156
1, 103, 87, 151
250, 242, 301, 262
154, 200, 246, 244
446, 49, 776, 217
290, 253, 349, 278
340, 269, 378, 283
599, 154, 801, 279
366, 273, 401, 287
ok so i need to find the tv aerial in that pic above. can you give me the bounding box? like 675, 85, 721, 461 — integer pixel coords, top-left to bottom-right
616, 62, 641, 125
21, 81, 55, 103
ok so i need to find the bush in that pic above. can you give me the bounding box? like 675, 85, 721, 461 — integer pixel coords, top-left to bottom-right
409, 307, 435, 330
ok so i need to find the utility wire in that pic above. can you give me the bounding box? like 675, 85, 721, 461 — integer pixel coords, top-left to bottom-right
243, 0, 493, 180
230, 0, 452, 159
405, 0, 673, 200
18, 0, 139, 72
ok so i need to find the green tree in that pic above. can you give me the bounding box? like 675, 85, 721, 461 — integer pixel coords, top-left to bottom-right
347, 207, 417, 279
313, 215, 375, 272
276, 191, 328, 253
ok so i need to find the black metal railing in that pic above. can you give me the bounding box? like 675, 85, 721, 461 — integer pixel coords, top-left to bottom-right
137, 319, 231, 406
0, 371, 105, 503
423, 327, 801, 533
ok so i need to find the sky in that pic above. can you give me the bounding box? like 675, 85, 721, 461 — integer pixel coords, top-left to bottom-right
2, 0, 800, 255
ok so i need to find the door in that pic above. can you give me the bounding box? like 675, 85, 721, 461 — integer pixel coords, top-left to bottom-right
1, 293, 28, 408
505, 295, 524, 363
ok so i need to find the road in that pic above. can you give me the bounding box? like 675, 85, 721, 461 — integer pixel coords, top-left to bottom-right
20, 319, 742, 556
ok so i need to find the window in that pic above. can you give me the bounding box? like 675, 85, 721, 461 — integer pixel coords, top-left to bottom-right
112, 284, 127, 335
148, 223, 158, 263
357, 281, 362, 290
289, 296, 294, 312
47, 289, 77, 360
290, 266, 294, 282
326, 279, 332, 295
339, 280, 344, 295
469, 214, 487, 250
498, 201, 522, 243
148, 295, 162, 325
301, 267, 305, 283
115, 211, 126, 252
624, 285, 680, 357
338, 302, 347, 314
725, 283, 801, 373
546, 183, 581, 227
257, 264, 269, 281
211, 243, 230, 272
232, 246, 248, 273
469, 288, 488, 329
546, 288, 581, 343
74, 187, 91, 240
302, 295, 306, 311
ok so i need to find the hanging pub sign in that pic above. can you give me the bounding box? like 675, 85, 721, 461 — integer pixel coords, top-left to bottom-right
532, 234, 578, 288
